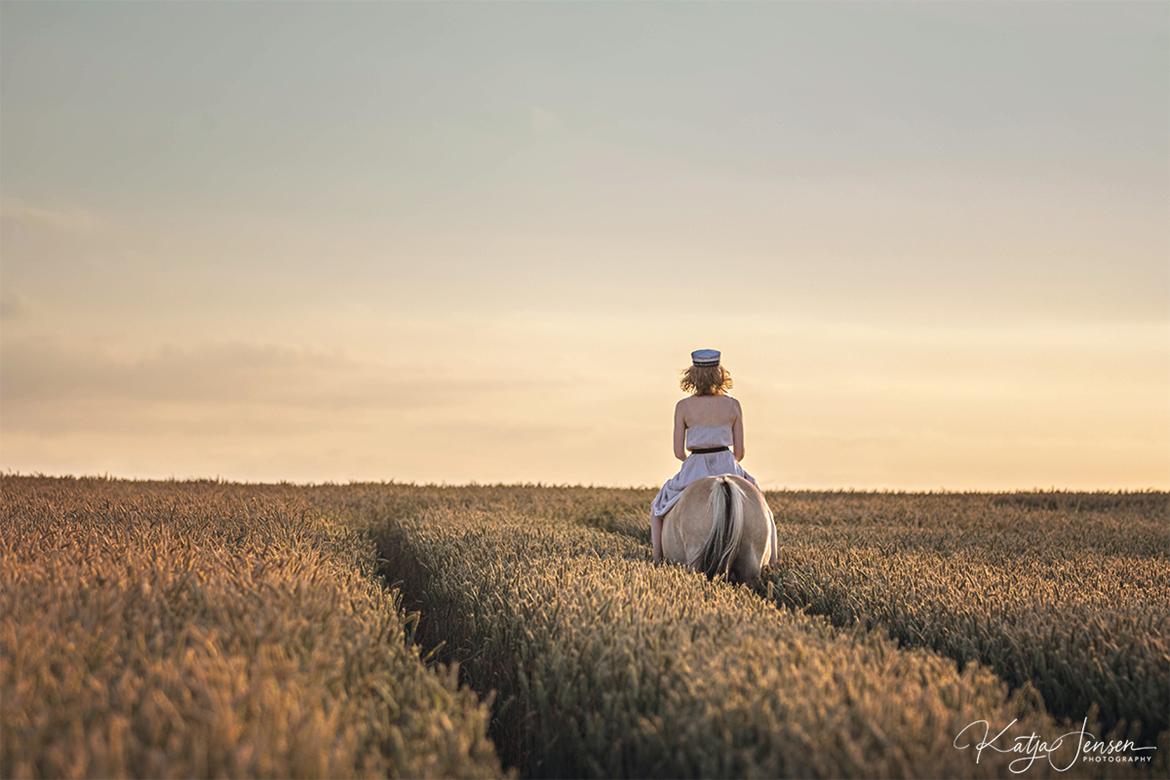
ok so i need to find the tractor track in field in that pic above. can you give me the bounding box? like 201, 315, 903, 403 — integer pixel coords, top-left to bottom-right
572, 504, 1170, 747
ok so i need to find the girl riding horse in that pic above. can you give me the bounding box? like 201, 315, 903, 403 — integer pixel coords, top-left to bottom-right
650, 349, 775, 569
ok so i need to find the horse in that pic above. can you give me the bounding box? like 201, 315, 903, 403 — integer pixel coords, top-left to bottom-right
661, 475, 778, 585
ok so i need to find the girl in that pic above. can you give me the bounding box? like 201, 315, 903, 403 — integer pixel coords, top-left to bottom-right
650, 348, 760, 563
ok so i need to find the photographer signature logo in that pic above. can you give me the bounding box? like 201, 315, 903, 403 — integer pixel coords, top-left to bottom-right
954, 718, 1157, 773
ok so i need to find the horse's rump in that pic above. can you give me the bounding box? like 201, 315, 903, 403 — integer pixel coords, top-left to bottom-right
663, 474, 775, 584
691, 476, 745, 578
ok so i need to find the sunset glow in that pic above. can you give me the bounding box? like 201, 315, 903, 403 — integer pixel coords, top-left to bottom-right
2, 2, 1167, 489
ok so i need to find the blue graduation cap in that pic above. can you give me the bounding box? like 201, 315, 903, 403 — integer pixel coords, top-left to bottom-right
691, 348, 721, 367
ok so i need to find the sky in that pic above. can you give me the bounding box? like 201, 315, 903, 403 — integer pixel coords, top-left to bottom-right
1, 1, 1167, 490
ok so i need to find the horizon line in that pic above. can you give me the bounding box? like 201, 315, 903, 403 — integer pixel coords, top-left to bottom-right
2, 470, 1167, 495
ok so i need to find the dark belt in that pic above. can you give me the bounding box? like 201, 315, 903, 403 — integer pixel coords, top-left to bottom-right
689, 446, 730, 454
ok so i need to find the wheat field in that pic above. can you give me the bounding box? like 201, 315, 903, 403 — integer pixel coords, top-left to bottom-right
1, 475, 1166, 779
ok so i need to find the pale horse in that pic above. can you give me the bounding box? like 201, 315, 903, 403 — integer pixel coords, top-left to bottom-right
660, 474, 778, 585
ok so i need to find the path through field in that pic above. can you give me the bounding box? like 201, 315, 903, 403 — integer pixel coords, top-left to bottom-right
344, 484, 1168, 779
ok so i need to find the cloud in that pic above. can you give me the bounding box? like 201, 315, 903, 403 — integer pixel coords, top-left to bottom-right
0, 201, 105, 234
0, 293, 25, 322
529, 106, 563, 134
0, 337, 575, 437
0, 336, 595, 483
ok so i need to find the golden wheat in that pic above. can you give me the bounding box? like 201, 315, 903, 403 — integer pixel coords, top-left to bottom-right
0, 477, 502, 780
328, 483, 1162, 778
4, 477, 1165, 779
538, 484, 1170, 743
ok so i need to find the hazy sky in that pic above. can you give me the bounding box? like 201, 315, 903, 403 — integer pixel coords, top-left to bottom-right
2, 1, 1167, 489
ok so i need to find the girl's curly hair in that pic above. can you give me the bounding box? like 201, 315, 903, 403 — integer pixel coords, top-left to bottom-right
680, 364, 732, 396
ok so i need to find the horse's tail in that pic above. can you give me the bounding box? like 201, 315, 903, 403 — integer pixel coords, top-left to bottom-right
691, 476, 745, 580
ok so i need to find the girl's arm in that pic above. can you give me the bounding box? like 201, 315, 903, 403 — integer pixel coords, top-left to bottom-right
673, 401, 687, 461
732, 399, 746, 462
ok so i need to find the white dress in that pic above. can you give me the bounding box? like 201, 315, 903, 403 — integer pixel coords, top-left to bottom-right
650, 423, 760, 519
